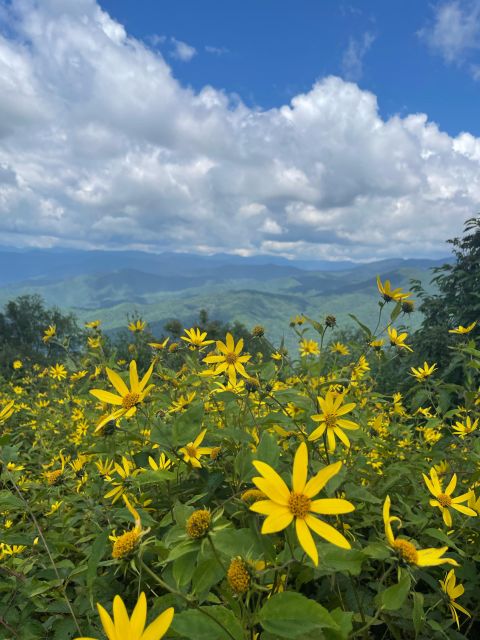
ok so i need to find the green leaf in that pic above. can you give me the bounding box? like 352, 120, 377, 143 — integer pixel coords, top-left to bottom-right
132, 469, 173, 485
192, 558, 225, 599
171, 402, 205, 446
0, 490, 23, 510
344, 482, 381, 504
324, 608, 353, 640
167, 539, 200, 561
379, 574, 411, 611
258, 592, 340, 638
211, 528, 264, 558
173, 551, 197, 587
316, 546, 366, 576
256, 431, 280, 468
390, 302, 402, 323
348, 314, 372, 338
172, 606, 244, 640
86, 530, 109, 595
363, 542, 390, 560
412, 592, 424, 637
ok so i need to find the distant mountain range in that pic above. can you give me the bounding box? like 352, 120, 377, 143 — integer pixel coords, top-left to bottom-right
0, 248, 452, 348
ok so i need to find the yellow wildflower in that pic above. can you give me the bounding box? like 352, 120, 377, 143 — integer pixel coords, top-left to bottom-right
383, 496, 458, 567
73, 592, 173, 640
423, 468, 476, 527
250, 442, 354, 566
203, 333, 251, 384
449, 321, 477, 334
181, 327, 214, 348
439, 570, 470, 629
90, 360, 155, 431
179, 430, 213, 468
309, 390, 358, 452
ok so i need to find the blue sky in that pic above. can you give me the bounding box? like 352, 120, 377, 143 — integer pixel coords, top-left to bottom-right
0, 0, 479, 260
101, 0, 480, 137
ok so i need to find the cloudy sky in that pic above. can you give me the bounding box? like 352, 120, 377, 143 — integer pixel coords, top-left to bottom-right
1, 0, 480, 260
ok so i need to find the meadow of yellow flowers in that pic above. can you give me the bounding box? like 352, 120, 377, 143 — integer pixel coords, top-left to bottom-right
0, 278, 479, 639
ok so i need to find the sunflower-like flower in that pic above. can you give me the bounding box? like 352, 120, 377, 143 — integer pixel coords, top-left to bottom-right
90, 361, 155, 431
250, 442, 354, 566
439, 569, 470, 629
42, 324, 56, 343
423, 468, 476, 527
383, 496, 458, 567
203, 333, 251, 385
330, 342, 349, 356
50, 363, 68, 381
452, 416, 478, 438
110, 495, 148, 559
377, 276, 411, 302
74, 592, 173, 640
181, 327, 214, 349
179, 430, 213, 468
128, 319, 146, 333
148, 452, 172, 471
448, 321, 477, 334
410, 362, 437, 382
299, 339, 320, 357
388, 327, 413, 352
309, 390, 358, 452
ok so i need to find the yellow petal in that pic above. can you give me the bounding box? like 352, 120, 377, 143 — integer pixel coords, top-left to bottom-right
336, 418, 359, 431
304, 461, 342, 498
252, 477, 289, 505
129, 360, 139, 392
139, 362, 155, 391
305, 514, 351, 549
112, 595, 130, 633
261, 508, 294, 533
308, 423, 326, 441
445, 474, 457, 495
106, 368, 130, 397
333, 427, 350, 449
326, 429, 336, 453
451, 503, 477, 516
90, 390, 124, 406
96, 602, 116, 640
296, 518, 318, 566
252, 461, 290, 500
234, 337, 244, 354
141, 607, 175, 640
309, 498, 355, 515
130, 593, 147, 637
250, 500, 278, 515
292, 442, 308, 493
417, 547, 458, 567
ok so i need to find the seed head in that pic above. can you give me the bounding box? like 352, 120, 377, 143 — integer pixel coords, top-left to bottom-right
186, 509, 211, 539
227, 557, 251, 594
112, 530, 139, 559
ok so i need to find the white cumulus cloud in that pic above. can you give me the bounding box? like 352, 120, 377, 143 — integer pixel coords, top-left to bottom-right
419, 1, 480, 73
0, 0, 478, 260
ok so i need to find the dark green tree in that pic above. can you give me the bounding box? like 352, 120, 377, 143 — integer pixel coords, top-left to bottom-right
0, 294, 83, 375
411, 215, 480, 372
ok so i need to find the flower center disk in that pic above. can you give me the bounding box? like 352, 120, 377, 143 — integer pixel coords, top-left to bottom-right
288, 492, 311, 518
393, 538, 418, 564
122, 392, 140, 410
325, 414, 337, 429
225, 352, 238, 365
437, 493, 452, 507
